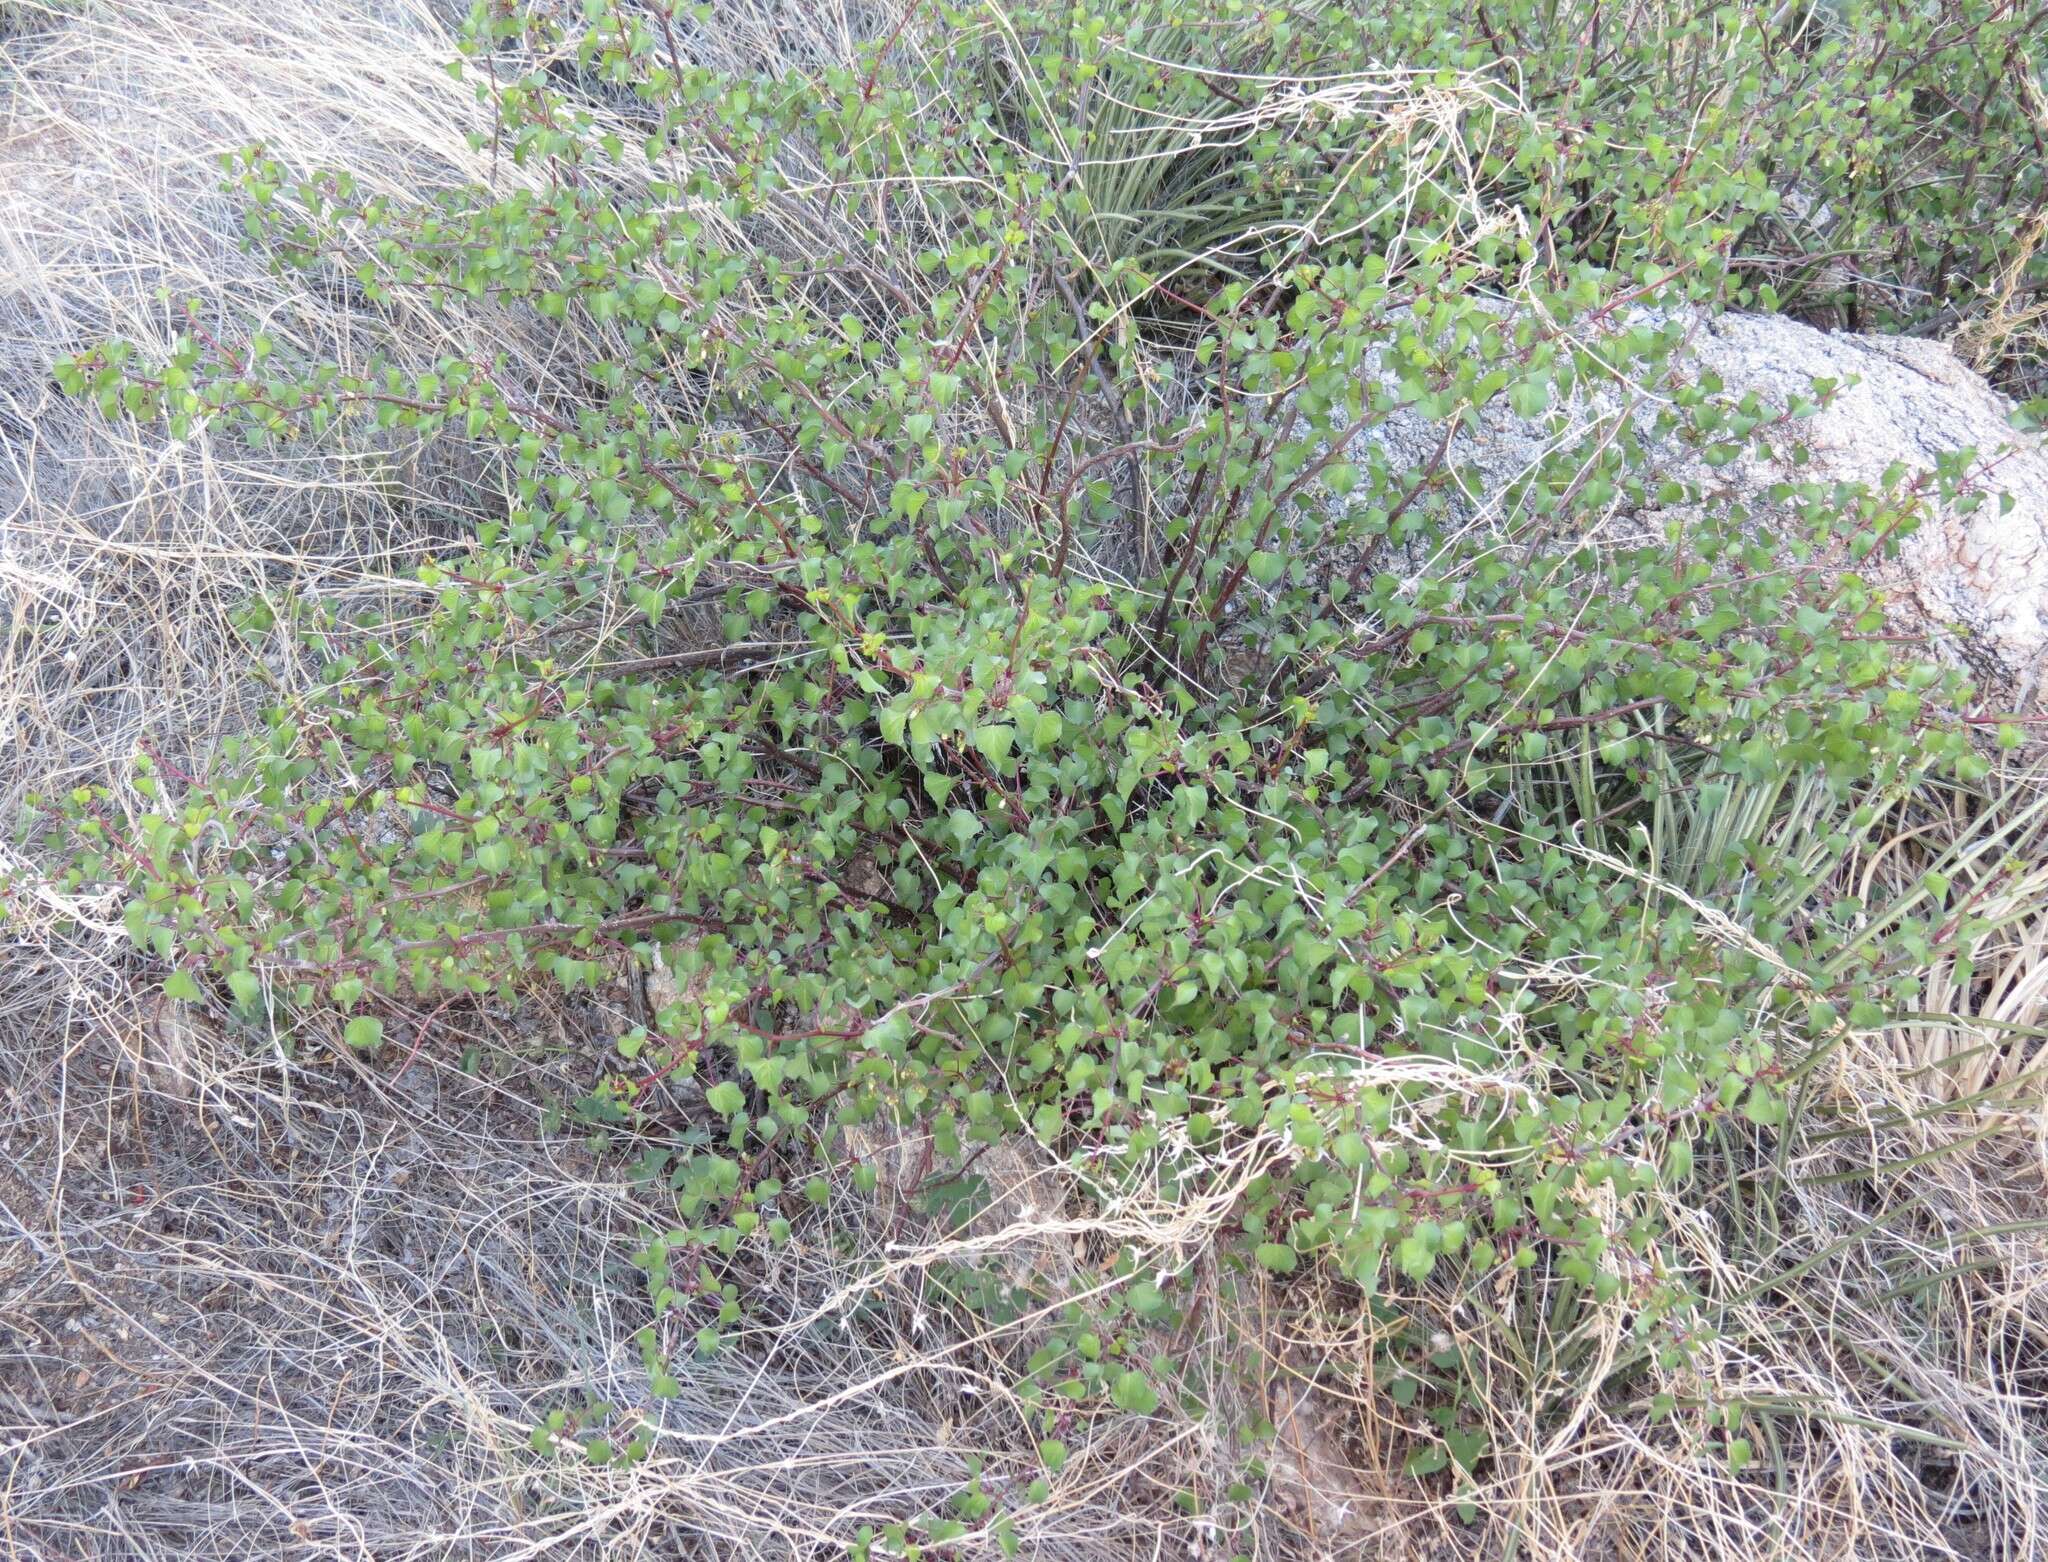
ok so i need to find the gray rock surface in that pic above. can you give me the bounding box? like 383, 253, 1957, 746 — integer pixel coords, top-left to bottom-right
1340, 311, 2048, 713
1687, 315, 2047, 712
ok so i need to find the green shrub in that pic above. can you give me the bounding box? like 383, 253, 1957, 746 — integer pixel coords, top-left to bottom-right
32, 0, 2033, 1490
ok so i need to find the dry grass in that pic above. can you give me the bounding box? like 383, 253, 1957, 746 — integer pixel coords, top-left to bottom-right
4, 2, 2048, 1558
1228, 791, 2048, 1561
0, 0, 506, 831
0, 992, 1291, 1559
